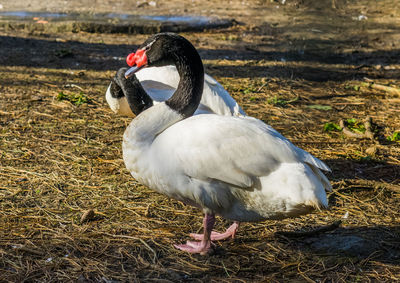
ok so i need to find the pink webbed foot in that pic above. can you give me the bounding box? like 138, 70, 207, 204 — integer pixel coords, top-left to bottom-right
174, 214, 238, 255
174, 240, 212, 255
189, 222, 239, 241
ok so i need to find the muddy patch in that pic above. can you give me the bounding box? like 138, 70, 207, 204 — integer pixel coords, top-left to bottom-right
0, 11, 234, 34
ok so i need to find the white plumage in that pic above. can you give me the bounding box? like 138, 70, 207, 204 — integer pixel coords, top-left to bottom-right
123, 103, 331, 224
116, 32, 332, 254
106, 65, 245, 117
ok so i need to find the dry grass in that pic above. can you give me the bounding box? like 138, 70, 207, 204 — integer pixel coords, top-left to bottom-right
1, 16, 400, 282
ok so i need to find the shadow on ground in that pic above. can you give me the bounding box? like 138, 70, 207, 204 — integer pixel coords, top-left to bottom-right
1, 35, 400, 82
273, 225, 400, 264
325, 158, 400, 184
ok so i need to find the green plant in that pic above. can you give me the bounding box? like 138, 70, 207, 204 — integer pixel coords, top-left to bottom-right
345, 84, 360, 91
323, 122, 341, 132
57, 91, 67, 100
307, 105, 332, 111
345, 118, 366, 134
387, 131, 400, 142
267, 95, 298, 107
57, 91, 91, 106
242, 84, 260, 95
268, 96, 286, 106
219, 34, 240, 41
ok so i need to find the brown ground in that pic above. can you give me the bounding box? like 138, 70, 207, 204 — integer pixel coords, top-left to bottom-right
1, 0, 400, 282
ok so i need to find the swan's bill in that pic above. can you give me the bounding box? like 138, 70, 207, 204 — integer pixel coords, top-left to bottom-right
125, 65, 144, 79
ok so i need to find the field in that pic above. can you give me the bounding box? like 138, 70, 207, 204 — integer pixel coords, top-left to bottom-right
1, 0, 400, 281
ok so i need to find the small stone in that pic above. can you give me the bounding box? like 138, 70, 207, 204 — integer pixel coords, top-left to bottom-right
80, 209, 95, 223
365, 146, 377, 156
359, 15, 368, 21
383, 65, 395, 70
137, 1, 148, 7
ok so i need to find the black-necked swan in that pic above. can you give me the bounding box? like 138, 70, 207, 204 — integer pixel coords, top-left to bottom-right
118, 32, 332, 255
105, 63, 245, 117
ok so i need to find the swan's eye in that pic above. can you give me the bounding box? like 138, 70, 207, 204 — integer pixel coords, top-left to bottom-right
143, 38, 157, 52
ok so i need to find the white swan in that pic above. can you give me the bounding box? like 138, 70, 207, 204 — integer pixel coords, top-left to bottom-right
106, 64, 245, 117
118, 33, 332, 255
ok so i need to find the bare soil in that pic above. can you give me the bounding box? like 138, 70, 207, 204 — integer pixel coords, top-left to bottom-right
0, 0, 399, 282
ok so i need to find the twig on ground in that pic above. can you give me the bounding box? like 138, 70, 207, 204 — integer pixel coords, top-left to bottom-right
347, 179, 400, 193
64, 84, 84, 91
363, 116, 375, 140
339, 116, 375, 141
363, 77, 400, 96
256, 80, 269, 92
339, 119, 365, 139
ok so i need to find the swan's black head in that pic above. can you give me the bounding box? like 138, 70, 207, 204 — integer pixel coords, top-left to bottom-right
108, 67, 153, 116
109, 70, 126, 99
125, 33, 200, 78
124, 33, 204, 118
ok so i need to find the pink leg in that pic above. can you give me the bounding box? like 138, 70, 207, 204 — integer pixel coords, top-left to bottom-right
174, 214, 216, 255
190, 221, 239, 241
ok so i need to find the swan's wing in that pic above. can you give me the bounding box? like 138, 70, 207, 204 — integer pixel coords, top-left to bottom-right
155, 115, 330, 190
140, 80, 175, 102
136, 66, 180, 88
204, 74, 218, 86
203, 74, 246, 116
136, 66, 245, 116
139, 81, 218, 114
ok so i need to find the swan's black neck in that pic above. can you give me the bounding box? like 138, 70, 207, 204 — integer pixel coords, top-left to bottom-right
114, 68, 153, 115
126, 79, 154, 115
164, 38, 204, 118
122, 33, 204, 118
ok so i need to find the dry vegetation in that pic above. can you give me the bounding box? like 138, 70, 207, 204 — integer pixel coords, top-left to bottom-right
1, 0, 400, 281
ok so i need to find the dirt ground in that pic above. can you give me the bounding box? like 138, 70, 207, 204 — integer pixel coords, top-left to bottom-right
1, 0, 400, 282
